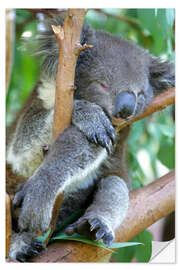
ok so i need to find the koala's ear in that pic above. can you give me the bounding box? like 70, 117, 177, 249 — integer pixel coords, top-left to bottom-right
149, 57, 175, 95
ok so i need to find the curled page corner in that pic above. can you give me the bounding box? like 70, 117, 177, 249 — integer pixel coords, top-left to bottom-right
150, 239, 175, 263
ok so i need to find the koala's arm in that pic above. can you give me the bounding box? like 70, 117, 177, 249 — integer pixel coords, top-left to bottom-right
13, 125, 109, 235
7, 88, 115, 179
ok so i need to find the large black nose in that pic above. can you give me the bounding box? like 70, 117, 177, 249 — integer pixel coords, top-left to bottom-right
115, 92, 136, 119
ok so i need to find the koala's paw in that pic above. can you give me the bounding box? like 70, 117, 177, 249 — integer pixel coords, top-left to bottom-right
13, 179, 53, 234
65, 217, 114, 246
9, 232, 44, 262
86, 115, 115, 154
73, 102, 115, 154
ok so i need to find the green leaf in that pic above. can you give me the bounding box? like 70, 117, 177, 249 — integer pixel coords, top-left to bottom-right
112, 245, 136, 262
157, 138, 175, 169
112, 230, 152, 262
51, 232, 112, 251
109, 242, 143, 249
51, 231, 142, 251
132, 230, 153, 262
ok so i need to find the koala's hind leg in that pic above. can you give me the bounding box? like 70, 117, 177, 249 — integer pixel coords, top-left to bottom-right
65, 175, 129, 246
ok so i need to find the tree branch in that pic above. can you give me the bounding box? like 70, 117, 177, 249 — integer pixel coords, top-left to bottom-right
52, 9, 92, 142
30, 170, 175, 262
44, 8, 92, 246
112, 88, 175, 131
94, 9, 140, 26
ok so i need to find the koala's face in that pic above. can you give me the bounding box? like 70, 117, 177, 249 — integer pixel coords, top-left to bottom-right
75, 29, 173, 119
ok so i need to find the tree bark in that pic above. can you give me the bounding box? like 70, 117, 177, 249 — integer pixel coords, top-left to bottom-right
52, 9, 92, 142
6, 193, 12, 258
44, 8, 93, 246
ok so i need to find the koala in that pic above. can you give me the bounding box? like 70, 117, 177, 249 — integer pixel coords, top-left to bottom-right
7, 12, 174, 262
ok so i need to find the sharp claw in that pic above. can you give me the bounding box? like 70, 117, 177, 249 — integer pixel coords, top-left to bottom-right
90, 224, 96, 232
31, 249, 40, 256
90, 219, 100, 229
32, 240, 45, 251
108, 128, 116, 144
103, 234, 114, 246
105, 141, 112, 155
96, 230, 105, 241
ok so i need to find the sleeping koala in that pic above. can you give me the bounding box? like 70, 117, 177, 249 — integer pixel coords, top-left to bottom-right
7, 12, 174, 261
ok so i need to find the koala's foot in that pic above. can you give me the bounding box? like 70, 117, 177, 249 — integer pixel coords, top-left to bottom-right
65, 217, 114, 246
9, 232, 45, 262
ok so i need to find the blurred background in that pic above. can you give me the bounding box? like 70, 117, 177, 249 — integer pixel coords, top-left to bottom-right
6, 8, 175, 262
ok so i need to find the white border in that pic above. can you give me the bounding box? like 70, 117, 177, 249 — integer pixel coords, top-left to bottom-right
1, 1, 179, 269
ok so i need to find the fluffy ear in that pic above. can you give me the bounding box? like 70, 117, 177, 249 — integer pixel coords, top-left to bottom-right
149, 57, 175, 95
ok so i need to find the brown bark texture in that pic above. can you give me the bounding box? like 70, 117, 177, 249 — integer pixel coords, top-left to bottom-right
30, 170, 175, 262
6, 193, 12, 258
44, 8, 93, 247
52, 8, 92, 142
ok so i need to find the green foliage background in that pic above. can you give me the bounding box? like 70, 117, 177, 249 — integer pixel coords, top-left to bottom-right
6, 9, 175, 262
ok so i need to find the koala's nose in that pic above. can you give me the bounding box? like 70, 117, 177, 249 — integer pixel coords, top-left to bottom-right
115, 92, 136, 119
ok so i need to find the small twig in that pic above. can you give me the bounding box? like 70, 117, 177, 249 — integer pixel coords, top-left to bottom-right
94, 9, 140, 26
74, 43, 93, 56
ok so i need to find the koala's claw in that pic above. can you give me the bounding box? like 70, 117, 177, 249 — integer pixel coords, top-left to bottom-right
88, 123, 115, 154
89, 218, 114, 246
15, 241, 44, 262
9, 232, 45, 262
72, 100, 116, 154
65, 217, 114, 246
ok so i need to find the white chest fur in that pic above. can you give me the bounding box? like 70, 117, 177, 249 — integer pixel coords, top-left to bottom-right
38, 78, 56, 109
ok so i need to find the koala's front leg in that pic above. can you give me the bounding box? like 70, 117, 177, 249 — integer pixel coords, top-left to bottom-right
13, 125, 108, 237
66, 175, 129, 246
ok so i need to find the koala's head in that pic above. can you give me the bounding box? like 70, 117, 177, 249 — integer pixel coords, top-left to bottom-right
39, 17, 174, 119
75, 26, 174, 119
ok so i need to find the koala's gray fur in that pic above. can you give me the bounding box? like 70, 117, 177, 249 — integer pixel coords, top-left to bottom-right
7, 12, 174, 262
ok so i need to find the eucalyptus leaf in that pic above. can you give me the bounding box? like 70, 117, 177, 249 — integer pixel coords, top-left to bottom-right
51, 231, 142, 251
